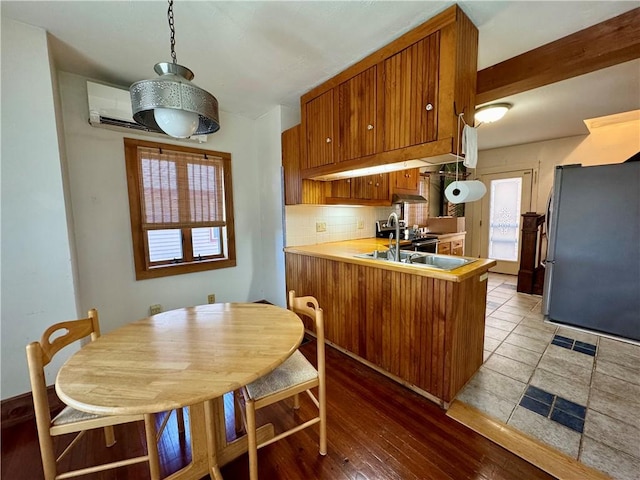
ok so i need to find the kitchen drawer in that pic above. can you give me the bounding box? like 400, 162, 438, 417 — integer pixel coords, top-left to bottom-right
452, 239, 464, 256
438, 241, 451, 255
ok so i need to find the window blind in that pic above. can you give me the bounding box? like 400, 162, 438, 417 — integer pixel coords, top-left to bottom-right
137, 147, 225, 230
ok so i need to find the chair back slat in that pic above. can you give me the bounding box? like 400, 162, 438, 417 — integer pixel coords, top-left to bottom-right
288, 292, 318, 322
288, 291, 325, 379
39, 309, 100, 366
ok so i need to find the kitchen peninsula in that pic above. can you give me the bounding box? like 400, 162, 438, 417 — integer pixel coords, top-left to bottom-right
285, 239, 496, 407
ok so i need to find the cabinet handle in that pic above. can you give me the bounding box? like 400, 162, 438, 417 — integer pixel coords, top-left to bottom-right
326, 137, 332, 143
347, 179, 351, 183
368, 180, 373, 185
367, 124, 374, 130
375, 182, 380, 187
425, 103, 433, 111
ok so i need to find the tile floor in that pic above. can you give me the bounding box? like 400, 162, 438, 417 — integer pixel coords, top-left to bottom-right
455, 273, 640, 480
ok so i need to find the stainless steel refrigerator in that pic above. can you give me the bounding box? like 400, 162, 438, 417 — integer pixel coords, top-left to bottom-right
542, 161, 640, 342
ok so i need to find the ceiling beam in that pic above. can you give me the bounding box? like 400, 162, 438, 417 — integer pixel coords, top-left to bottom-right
476, 7, 640, 105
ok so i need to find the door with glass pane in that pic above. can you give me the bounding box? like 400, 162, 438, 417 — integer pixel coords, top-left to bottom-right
479, 170, 533, 274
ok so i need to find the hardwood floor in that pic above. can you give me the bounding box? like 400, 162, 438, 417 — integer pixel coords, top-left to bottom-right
1, 341, 553, 480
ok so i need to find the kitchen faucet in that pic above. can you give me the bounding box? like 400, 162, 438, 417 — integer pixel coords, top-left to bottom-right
387, 212, 400, 262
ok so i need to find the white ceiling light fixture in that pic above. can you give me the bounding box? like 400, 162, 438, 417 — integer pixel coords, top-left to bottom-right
475, 103, 512, 124
130, 0, 219, 138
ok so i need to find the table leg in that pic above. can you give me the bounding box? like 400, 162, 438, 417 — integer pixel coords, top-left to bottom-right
144, 413, 161, 480
162, 397, 276, 479
162, 404, 208, 480
204, 399, 224, 480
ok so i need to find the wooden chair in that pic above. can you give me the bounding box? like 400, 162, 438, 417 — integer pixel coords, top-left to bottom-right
26, 309, 161, 480
237, 291, 327, 480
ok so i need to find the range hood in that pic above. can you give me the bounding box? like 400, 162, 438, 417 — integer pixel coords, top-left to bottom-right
392, 193, 428, 204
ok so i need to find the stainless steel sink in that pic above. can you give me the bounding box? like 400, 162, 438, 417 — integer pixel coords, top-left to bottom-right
354, 250, 477, 271
354, 250, 415, 262
402, 253, 477, 270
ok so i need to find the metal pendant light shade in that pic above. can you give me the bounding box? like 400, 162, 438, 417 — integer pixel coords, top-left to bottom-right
130, 0, 219, 137
131, 62, 219, 136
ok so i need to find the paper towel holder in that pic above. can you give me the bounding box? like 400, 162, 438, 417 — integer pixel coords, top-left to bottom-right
445, 180, 487, 204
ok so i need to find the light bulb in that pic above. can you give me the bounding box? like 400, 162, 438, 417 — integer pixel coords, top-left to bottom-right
154, 108, 199, 138
474, 103, 512, 124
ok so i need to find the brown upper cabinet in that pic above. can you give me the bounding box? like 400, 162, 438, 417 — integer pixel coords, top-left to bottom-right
304, 90, 335, 169
283, 125, 330, 205
337, 66, 378, 163
383, 33, 439, 151
300, 5, 478, 180
392, 168, 420, 193
353, 174, 389, 200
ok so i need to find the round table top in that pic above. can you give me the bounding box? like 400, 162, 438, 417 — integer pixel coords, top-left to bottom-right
55, 303, 304, 416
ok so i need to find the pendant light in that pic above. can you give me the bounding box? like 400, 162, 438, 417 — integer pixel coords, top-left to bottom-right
130, 0, 219, 138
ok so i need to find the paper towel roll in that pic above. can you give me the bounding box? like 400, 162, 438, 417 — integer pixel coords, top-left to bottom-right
445, 180, 487, 204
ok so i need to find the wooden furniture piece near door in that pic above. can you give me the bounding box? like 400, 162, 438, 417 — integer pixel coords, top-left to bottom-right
55, 303, 304, 480
517, 212, 547, 295
238, 291, 327, 480
26, 309, 160, 480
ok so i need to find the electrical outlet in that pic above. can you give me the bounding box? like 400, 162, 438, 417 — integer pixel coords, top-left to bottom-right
316, 221, 327, 232
149, 304, 162, 315
357, 218, 364, 229
207, 294, 216, 304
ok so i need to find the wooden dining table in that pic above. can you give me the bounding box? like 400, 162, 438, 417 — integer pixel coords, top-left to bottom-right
55, 302, 304, 480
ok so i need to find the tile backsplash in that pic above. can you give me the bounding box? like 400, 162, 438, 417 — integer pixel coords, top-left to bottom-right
284, 205, 396, 246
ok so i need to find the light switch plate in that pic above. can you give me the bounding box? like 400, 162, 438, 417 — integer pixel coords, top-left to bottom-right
316, 222, 327, 232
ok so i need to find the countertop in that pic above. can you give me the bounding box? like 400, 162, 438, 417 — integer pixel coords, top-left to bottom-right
284, 238, 496, 283
428, 231, 466, 240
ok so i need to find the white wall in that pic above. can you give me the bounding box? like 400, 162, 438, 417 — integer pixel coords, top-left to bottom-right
254, 106, 286, 306
58, 72, 270, 334
466, 124, 639, 257
1, 19, 79, 398
280, 105, 300, 132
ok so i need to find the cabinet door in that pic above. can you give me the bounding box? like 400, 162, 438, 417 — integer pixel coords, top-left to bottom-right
331, 178, 352, 198
282, 126, 302, 205
337, 66, 377, 162
372, 174, 390, 200
393, 168, 420, 192
383, 32, 440, 151
305, 90, 335, 169
353, 174, 389, 200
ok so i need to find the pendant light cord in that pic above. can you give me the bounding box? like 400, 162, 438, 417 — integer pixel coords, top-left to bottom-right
168, 0, 177, 64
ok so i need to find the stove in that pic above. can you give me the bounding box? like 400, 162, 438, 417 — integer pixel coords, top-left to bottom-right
375, 219, 439, 253
410, 236, 439, 253
375, 219, 407, 238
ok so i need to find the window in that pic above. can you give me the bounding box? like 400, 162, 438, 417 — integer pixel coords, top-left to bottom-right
124, 138, 236, 279
488, 177, 522, 261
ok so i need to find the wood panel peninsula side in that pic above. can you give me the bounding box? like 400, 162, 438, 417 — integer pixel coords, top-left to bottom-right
284, 239, 496, 408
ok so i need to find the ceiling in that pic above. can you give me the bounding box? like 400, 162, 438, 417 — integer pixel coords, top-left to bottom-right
2, 1, 638, 151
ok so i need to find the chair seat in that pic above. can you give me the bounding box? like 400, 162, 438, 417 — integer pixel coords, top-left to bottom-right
52, 406, 101, 426
245, 350, 317, 401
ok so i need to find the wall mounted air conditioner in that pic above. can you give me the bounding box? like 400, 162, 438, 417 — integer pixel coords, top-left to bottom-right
87, 81, 207, 143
